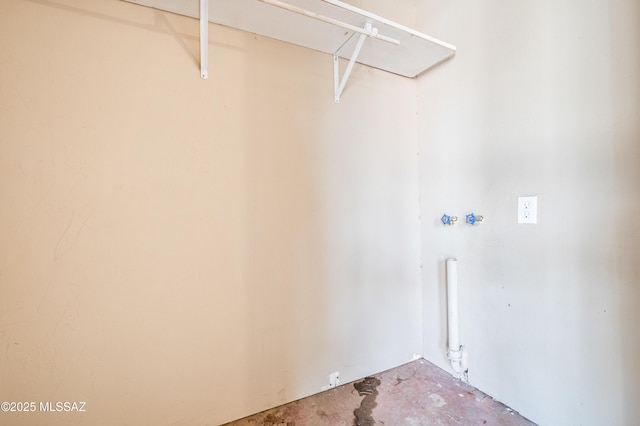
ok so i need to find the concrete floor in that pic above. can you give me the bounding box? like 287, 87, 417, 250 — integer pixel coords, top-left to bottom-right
223, 359, 536, 426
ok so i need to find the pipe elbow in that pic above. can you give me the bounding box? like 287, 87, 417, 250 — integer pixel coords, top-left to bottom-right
447, 346, 469, 380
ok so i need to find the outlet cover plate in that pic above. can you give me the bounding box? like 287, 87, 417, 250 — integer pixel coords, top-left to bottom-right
322, 371, 340, 391
518, 196, 538, 224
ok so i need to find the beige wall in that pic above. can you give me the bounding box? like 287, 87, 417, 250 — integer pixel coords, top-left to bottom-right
417, 0, 640, 425
0, 1, 421, 424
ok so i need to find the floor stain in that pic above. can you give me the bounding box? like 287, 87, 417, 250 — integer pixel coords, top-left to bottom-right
353, 377, 381, 426
316, 409, 329, 420
262, 413, 295, 426
393, 368, 417, 386
429, 393, 447, 408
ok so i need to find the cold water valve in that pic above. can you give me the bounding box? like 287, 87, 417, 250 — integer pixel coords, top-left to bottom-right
465, 213, 484, 225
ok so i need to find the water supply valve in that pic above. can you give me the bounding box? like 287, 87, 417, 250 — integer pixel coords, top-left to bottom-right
465, 213, 484, 225
441, 214, 458, 226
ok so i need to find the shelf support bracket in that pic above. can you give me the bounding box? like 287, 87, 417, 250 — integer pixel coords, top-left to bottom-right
255, 1, 401, 102
333, 22, 374, 103
200, 0, 209, 79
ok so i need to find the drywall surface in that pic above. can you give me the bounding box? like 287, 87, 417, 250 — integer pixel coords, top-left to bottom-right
0, 1, 421, 424
417, 0, 640, 425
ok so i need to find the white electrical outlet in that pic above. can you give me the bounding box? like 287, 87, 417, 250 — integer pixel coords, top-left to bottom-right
518, 196, 538, 224
329, 371, 340, 388
322, 371, 340, 391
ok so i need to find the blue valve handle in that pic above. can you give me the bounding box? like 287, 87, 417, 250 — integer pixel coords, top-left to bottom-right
466, 213, 477, 225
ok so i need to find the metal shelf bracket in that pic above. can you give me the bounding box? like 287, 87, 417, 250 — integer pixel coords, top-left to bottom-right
251, 1, 402, 101
200, 0, 209, 79
333, 22, 378, 103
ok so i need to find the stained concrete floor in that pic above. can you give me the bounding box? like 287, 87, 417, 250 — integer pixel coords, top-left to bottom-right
223, 359, 536, 426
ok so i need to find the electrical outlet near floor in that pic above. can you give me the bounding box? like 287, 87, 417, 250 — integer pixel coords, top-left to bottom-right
518, 196, 538, 224
321, 371, 340, 391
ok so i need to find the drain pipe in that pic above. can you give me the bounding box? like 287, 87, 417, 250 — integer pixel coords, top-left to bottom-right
446, 258, 468, 381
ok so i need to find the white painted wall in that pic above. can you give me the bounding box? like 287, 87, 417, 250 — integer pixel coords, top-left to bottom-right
417, 0, 640, 425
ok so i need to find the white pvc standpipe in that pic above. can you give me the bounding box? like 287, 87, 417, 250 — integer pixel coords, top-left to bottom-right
446, 258, 468, 379
446, 259, 460, 350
